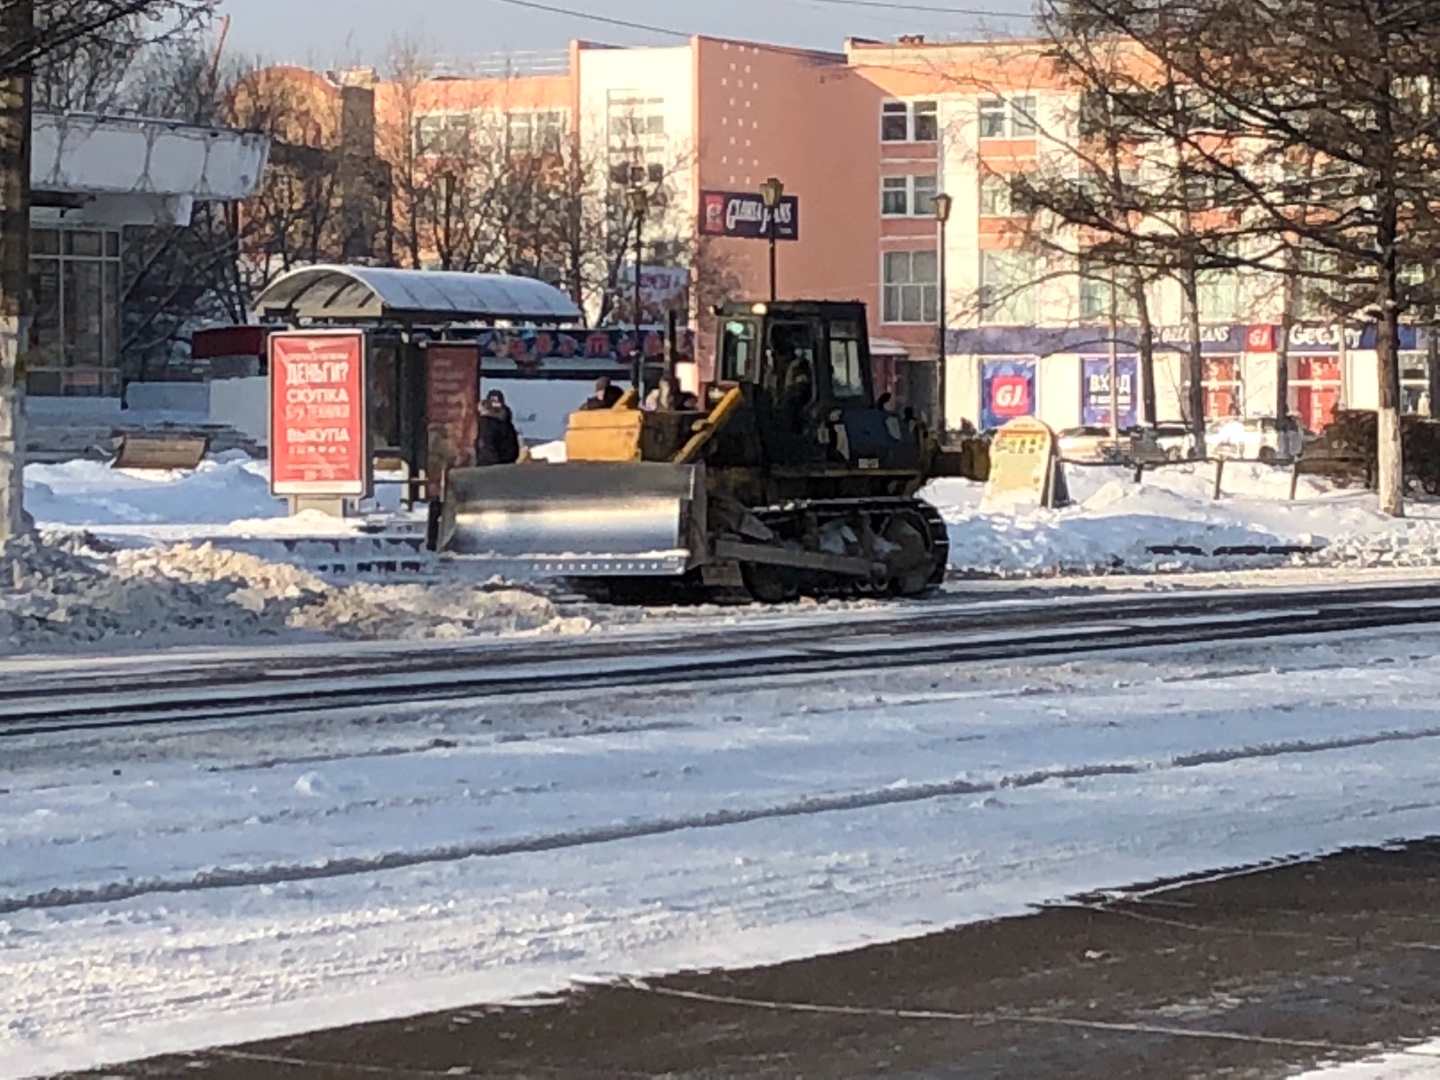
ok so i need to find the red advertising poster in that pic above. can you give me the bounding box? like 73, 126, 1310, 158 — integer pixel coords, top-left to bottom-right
269, 331, 369, 496
426, 343, 480, 488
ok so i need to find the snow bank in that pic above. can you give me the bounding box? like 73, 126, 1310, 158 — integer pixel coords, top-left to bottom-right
930, 461, 1440, 576
25, 453, 283, 527
0, 535, 589, 653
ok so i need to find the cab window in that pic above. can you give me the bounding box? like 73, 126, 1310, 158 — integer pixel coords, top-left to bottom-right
720, 319, 757, 382
828, 321, 867, 400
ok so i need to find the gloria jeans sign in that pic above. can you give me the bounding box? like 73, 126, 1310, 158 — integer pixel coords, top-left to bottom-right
699, 190, 800, 241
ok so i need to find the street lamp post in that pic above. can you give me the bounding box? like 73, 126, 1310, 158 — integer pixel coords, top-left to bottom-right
759, 176, 785, 302
932, 192, 953, 439
626, 185, 648, 393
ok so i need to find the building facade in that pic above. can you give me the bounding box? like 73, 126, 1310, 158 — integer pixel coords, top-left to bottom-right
258, 34, 1405, 431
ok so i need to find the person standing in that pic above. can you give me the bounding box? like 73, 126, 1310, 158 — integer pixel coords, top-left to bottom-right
476, 389, 521, 465
580, 376, 624, 411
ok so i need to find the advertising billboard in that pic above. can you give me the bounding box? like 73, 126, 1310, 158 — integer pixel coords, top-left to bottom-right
980, 358, 1037, 431
698, 190, 800, 241
1080, 356, 1138, 428
268, 330, 369, 497
425, 343, 480, 488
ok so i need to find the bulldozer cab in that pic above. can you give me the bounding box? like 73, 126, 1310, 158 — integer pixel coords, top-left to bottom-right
715, 300, 920, 471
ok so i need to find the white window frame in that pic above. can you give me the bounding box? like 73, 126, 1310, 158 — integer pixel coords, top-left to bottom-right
880, 99, 939, 143
978, 94, 1038, 140
881, 250, 939, 325
979, 248, 1037, 324
881, 174, 939, 217
979, 172, 1013, 217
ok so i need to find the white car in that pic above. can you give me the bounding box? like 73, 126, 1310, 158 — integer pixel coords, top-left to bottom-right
1057, 426, 1122, 463
1209, 416, 1304, 462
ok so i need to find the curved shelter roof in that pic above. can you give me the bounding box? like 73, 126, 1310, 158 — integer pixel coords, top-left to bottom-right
253, 265, 583, 324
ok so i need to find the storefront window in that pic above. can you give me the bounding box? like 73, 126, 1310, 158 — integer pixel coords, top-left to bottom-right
27, 226, 122, 396
1290, 355, 1342, 432
1202, 356, 1242, 418
1401, 350, 1429, 414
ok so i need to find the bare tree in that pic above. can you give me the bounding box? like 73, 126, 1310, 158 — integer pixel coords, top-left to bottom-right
0, 0, 214, 539
1044, 0, 1440, 514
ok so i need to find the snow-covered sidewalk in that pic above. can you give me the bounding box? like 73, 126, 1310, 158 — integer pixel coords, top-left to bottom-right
5, 628, 1440, 1075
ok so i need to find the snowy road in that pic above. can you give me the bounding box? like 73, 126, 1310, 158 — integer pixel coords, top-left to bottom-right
6, 624, 1440, 1077
6, 577, 1440, 735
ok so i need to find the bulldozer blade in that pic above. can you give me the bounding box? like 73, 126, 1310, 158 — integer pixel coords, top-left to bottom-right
432, 461, 702, 578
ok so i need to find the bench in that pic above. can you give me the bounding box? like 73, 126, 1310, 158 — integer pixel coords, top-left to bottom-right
110, 433, 208, 471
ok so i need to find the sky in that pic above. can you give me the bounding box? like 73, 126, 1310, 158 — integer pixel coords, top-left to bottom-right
216, 0, 1036, 70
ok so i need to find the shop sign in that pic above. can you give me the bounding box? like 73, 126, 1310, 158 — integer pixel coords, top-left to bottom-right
981, 416, 1068, 511
269, 330, 369, 497
1153, 324, 1239, 347
1288, 323, 1365, 351
980, 358, 1036, 430
1080, 356, 1138, 428
698, 190, 800, 240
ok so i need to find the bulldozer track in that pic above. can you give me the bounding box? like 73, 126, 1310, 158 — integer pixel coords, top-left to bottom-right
4, 581, 1440, 739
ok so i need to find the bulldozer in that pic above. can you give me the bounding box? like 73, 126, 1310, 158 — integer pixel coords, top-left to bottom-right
430, 299, 976, 603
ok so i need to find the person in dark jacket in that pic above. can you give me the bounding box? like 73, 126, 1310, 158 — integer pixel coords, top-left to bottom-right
579, 376, 624, 411
476, 389, 521, 465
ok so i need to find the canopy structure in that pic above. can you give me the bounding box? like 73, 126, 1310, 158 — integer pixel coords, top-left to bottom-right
253, 265, 584, 325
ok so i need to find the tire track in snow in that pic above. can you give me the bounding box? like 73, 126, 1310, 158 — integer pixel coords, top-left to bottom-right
9, 719, 1440, 917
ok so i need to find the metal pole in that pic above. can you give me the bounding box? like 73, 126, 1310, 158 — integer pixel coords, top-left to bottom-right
0, 0, 32, 541
937, 218, 948, 437
631, 209, 643, 392
1107, 266, 1120, 442
768, 229, 777, 303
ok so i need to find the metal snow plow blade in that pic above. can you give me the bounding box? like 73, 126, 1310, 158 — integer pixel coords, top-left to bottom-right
431, 462, 701, 578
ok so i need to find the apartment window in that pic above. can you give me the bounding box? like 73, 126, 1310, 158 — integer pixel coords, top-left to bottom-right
1078, 259, 1139, 323
979, 172, 1013, 216
506, 110, 565, 152
882, 175, 938, 216
1197, 266, 1242, 321
880, 100, 938, 143
881, 102, 908, 142
414, 112, 473, 155
912, 173, 938, 214
978, 94, 1037, 139
980, 249, 1036, 324
913, 101, 938, 141
882, 250, 938, 324
881, 177, 908, 216
1298, 248, 1341, 319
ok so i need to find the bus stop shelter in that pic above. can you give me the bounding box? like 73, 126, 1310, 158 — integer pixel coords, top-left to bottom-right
252, 265, 583, 514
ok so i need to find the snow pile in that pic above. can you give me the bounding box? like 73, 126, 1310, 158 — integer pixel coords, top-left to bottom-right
0, 536, 590, 653
930, 461, 1440, 576
527, 439, 568, 463
25, 453, 283, 527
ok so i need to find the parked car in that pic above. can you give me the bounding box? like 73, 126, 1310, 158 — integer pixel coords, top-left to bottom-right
1209, 416, 1305, 462
1057, 425, 1122, 463
1128, 422, 1196, 462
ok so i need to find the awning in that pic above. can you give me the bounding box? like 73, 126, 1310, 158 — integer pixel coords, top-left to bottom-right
32, 111, 270, 199
253, 265, 584, 324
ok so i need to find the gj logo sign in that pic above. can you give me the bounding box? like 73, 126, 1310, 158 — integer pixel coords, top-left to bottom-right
992, 377, 1030, 414
980, 360, 1037, 430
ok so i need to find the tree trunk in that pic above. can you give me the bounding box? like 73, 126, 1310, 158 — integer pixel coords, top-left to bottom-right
0, 0, 32, 543
1377, 305, 1404, 516
1181, 262, 1207, 458
1133, 273, 1157, 426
